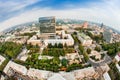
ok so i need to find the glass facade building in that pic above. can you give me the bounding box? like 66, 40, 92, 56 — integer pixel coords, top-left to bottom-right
39, 16, 56, 33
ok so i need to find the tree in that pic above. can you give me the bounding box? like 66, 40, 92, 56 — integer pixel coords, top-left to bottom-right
61, 58, 68, 67
87, 48, 91, 54
79, 44, 84, 53
0, 42, 22, 59
54, 43, 58, 48
95, 46, 101, 52
73, 32, 77, 35
58, 43, 63, 48
108, 48, 115, 56
64, 43, 68, 48
47, 43, 53, 48
83, 52, 89, 62
26, 43, 32, 50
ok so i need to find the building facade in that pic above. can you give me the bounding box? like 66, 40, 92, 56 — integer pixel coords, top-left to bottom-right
39, 16, 56, 39
103, 30, 112, 43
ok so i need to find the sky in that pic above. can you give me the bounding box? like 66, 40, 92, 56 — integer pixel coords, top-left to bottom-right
0, 0, 120, 32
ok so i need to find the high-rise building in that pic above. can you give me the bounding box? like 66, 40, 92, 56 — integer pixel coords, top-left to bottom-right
100, 23, 104, 28
103, 30, 112, 43
39, 16, 56, 39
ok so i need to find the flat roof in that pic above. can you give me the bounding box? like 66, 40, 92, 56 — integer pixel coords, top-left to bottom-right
27, 68, 50, 79
39, 16, 55, 21
103, 72, 111, 80
74, 67, 96, 78
48, 73, 66, 80
3, 61, 27, 75
0, 55, 5, 65
115, 55, 120, 62
116, 64, 120, 72
78, 33, 91, 40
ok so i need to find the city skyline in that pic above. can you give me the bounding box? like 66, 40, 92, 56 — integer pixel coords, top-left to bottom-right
0, 0, 120, 32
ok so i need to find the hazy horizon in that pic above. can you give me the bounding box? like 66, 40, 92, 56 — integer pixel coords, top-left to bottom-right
0, 0, 120, 32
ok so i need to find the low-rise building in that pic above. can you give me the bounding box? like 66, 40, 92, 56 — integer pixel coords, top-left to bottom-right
103, 72, 111, 80
3, 61, 27, 76
27, 68, 52, 80
89, 31, 100, 36
7, 36, 29, 44
27, 35, 42, 46
48, 73, 66, 80
77, 33, 92, 46
27, 30, 74, 46
60, 72, 76, 80
74, 67, 98, 79
112, 33, 120, 43
115, 53, 120, 62
116, 63, 120, 72
90, 50, 101, 60
114, 53, 120, 72
0, 55, 5, 65
44, 30, 74, 46
65, 53, 80, 60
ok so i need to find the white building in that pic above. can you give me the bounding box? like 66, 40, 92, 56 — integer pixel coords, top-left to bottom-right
103, 72, 111, 80
77, 33, 92, 46
74, 67, 98, 79
115, 53, 120, 62
115, 53, 120, 72
60, 72, 76, 80
116, 63, 120, 72
3, 61, 27, 76
27, 68, 52, 80
0, 55, 5, 65
44, 30, 74, 46
27, 35, 42, 46
27, 30, 74, 46
48, 73, 66, 80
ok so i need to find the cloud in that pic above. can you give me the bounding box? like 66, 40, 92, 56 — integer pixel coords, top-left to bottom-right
0, 0, 120, 32
0, 0, 39, 12
0, 0, 40, 22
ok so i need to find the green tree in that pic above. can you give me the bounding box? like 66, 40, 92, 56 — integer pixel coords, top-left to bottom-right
87, 48, 91, 54
95, 46, 101, 52
83, 52, 89, 62
64, 43, 68, 48
73, 32, 77, 35
61, 58, 68, 67
54, 43, 58, 48
58, 43, 63, 48
48, 43, 53, 48
79, 44, 84, 53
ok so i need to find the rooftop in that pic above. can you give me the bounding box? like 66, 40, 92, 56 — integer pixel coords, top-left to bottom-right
3, 61, 27, 75
116, 64, 120, 72
39, 16, 55, 20
74, 67, 97, 79
0, 55, 5, 65
78, 33, 91, 40
103, 72, 111, 80
48, 73, 66, 80
27, 68, 51, 79
115, 53, 120, 62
